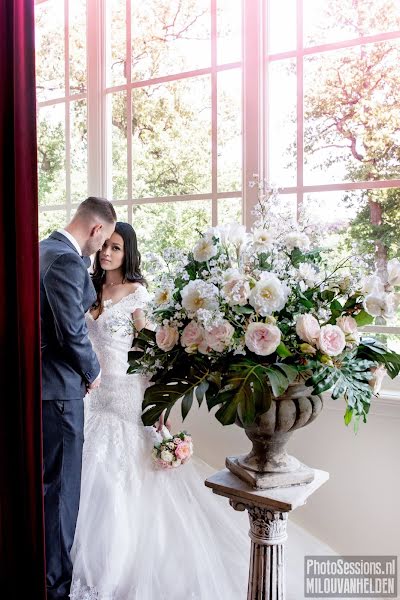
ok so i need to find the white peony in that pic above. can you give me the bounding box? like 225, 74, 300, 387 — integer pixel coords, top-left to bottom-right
364, 292, 400, 319
155, 325, 179, 352
181, 280, 219, 317
249, 273, 288, 316
361, 275, 384, 295
295, 314, 321, 345
336, 315, 358, 334
204, 320, 235, 352
317, 325, 346, 356
285, 231, 310, 251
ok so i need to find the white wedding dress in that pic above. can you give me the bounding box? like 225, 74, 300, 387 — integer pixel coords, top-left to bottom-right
70, 286, 333, 600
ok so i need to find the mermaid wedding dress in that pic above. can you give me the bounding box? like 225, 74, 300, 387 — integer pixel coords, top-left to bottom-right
70, 286, 333, 600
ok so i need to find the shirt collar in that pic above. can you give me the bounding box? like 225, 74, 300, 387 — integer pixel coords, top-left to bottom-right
58, 229, 82, 256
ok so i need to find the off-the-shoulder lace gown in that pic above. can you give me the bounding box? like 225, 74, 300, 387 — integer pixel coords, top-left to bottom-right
70, 285, 333, 600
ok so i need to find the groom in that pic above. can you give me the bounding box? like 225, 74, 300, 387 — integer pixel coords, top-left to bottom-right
40, 197, 116, 600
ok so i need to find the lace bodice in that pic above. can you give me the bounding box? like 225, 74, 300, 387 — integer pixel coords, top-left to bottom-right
84, 285, 151, 424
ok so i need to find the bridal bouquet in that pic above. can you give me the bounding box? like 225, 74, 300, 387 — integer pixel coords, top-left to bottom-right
152, 429, 193, 469
128, 179, 400, 430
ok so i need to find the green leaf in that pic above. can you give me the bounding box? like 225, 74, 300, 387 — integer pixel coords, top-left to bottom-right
195, 380, 209, 406
181, 390, 194, 421
344, 406, 353, 426
354, 310, 374, 327
264, 366, 290, 397
276, 342, 293, 358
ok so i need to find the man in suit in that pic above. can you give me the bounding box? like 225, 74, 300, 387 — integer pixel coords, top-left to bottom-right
40, 197, 116, 600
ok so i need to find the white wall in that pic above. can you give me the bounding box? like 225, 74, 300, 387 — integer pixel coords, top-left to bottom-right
172, 391, 400, 556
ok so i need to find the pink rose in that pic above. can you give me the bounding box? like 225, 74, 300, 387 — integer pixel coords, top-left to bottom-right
175, 441, 192, 462
336, 316, 357, 334
317, 325, 346, 356
180, 320, 205, 353
295, 314, 320, 345
156, 324, 179, 352
204, 320, 235, 352
245, 322, 281, 356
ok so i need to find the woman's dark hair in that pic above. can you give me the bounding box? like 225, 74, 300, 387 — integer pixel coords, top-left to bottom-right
92, 221, 147, 311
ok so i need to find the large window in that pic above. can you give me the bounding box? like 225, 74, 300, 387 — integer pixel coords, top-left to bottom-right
35, 0, 400, 355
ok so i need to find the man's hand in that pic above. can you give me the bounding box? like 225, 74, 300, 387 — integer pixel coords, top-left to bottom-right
87, 372, 101, 393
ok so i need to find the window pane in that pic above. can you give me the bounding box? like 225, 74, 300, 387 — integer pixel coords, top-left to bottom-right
106, 0, 126, 87
114, 205, 128, 221
133, 200, 212, 255
131, 0, 211, 81
304, 0, 400, 48
217, 0, 242, 65
37, 104, 66, 206
70, 99, 87, 203
218, 197, 242, 224
267, 0, 297, 54
69, 1, 87, 95
218, 69, 242, 192
108, 92, 128, 201
132, 76, 211, 198
303, 41, 400, 185
35, 0, 65, 102
268, 59, 296, 186
39, 210, 67, 240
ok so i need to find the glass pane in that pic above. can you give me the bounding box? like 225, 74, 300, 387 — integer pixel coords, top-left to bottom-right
217, 0, 242, 65
132, 76, 211, 198
69, 1, 87, 95
108, 92, 128, 201
218, 69, 242, 192
114, 205, 128, 221
106, 0, 126, 87
267, 0, 297, 54
39, 210, 67, 240
70, 99, 87, 203
35, 0, 65, 102
37, 104, 66, 206
303, 41, 400, 185
131, 0, 211, 81
133, 200, 212, 255
304, 0, 400, 48
268, 59, 296, 186
218, 197, 242, 224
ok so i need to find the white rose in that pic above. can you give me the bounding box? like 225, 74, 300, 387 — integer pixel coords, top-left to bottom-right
222, 269, 250, 306
155, 324, 179, 352
369, 365, 387, 394
154, 287, 173, 307
296, 263, 318, 290
361, 275, 384, 295
160, 450, 174, 463
317, 325, 346, 356
245, 322, 281, 356
204, 320, 235, 353
387, 258, 400, 287
364, 293, 400, 319
336, 315, 358, 334
249, 273, 288, 316
295, 314, 320, 345
193, 237, 218, 263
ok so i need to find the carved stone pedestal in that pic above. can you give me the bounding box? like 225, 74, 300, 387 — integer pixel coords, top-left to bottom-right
205, 468, 329, 600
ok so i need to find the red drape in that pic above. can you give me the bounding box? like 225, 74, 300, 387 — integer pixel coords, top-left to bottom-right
0, 1, 46, 597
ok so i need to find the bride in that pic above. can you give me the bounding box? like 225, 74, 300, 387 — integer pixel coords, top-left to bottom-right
70, 222, 333, 600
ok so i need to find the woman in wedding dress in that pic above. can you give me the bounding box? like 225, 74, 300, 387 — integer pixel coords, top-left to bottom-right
70, 222, 333, 600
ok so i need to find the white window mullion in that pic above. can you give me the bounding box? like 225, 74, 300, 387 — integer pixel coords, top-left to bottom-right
211, 0, 218, 226
65, 0, 71, 217
296, 0, 304, 220
87, 0, 106, 197
126, 0, 133, 224
242, 0, 263, 229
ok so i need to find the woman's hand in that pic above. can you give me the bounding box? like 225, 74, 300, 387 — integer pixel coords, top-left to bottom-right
154, 411, 172, 432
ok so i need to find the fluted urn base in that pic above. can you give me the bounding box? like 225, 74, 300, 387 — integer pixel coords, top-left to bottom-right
227, 383, 323, 489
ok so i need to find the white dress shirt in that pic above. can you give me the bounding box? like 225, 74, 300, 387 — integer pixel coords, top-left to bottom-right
58, 228, 82, 256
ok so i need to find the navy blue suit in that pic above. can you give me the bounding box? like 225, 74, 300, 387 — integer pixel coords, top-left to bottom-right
40, 231, 100, 600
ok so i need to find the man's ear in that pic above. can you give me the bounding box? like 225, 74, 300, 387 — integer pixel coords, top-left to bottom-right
90, 223, 103, 237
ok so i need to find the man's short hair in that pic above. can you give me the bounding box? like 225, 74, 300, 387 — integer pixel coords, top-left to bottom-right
75, 197, 117, 224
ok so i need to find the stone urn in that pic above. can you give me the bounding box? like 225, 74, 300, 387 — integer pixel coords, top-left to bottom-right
226, 382, 323, 489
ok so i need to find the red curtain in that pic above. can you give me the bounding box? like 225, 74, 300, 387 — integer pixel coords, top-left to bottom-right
0, 1, 46, 597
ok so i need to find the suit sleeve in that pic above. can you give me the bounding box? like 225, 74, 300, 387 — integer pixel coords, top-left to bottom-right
43, 253, 100, 384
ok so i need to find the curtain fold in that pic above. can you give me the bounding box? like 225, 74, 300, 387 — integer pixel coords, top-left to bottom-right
0, 1, 46, 597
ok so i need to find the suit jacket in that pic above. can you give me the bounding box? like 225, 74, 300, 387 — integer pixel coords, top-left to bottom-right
40, 231, 100, 400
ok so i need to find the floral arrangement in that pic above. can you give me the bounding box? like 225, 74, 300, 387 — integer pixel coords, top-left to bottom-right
129, 178, 400, 430
152, 429, 193, 469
